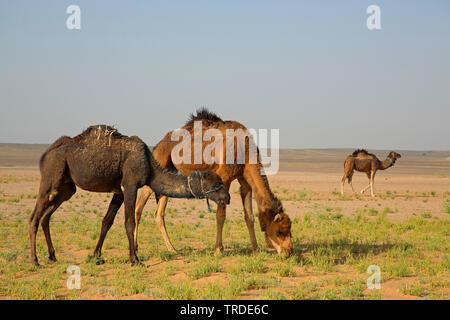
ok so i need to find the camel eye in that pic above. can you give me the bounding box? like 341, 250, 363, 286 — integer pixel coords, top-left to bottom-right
277, 230, 284, 236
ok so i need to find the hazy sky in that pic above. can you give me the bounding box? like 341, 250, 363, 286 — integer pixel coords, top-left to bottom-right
1, 1, 449, 150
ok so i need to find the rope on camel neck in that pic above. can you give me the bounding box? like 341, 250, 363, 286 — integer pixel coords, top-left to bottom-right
387, 156, 394, 168
187, 174, 201, 199
187, 172, 222, 212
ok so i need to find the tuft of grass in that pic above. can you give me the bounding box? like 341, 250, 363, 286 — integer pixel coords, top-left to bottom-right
189, 257, 222, 279
421, 212, 432, 219
160, 281, 195, 300
443, 200, 450, 214
230, 254, 267, 274
401, 283, 428, 297
384, 261, 411, 278
340, 282, 365, 299
273, 261, 295, 277
293, 282, 320, 300
264, 289, 287, 300
309, 247, 334, 272
156, 251, 174, 261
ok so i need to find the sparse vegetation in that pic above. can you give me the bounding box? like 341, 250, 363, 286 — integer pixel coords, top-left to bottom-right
0, 150, 449, 300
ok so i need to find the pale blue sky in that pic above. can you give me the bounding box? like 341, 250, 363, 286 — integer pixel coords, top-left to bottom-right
1, 1, 449, 150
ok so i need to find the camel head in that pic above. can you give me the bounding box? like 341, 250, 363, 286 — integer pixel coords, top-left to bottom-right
388, 151, 402, 160
259, 198, 293, 257
188, 171, 230, 207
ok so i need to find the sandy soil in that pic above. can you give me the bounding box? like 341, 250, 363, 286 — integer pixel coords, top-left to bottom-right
0, 145, 448, 300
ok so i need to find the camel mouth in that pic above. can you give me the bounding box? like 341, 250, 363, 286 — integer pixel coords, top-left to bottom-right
216, 198, 229, 207
268, 236, 293, 257
207, 192, 230, 207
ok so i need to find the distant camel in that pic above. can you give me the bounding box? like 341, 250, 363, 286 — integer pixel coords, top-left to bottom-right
341, 149, 402, 197
29, 125, 230, 266
134, 109, 293, 257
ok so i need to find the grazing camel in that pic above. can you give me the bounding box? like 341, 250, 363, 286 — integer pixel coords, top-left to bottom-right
134, 109, 293, 257
341, 149, 402, 197
29, 125, 230, 266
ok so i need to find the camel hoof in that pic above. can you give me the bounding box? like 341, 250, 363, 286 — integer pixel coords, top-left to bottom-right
48, 256, 57, 263
214, 247, 224, 256
130, 256, 141, 266
89, 253, 105, 265
31, 259, 40, 267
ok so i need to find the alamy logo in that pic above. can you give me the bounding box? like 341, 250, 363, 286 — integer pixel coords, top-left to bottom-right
366, 5, 381, 30
170, 121, 279, 175
66, 265, 81, 289
66, 5, 81, 30
366, 265, 381, 289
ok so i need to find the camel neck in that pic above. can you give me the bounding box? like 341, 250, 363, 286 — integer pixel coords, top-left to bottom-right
380, 157, 395, 170
147, 155, 194, 199
246, 164, 278, 211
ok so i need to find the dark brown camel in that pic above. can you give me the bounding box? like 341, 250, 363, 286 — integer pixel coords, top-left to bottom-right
134, 109, 293, 257
29, 125, 230, 266
341, 149, 402, 197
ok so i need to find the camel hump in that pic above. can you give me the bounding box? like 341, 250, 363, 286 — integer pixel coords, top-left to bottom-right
79, 125, 123, 139
73, 124, 134, 147
352, 149, 369, 157
185, 108, 223, 126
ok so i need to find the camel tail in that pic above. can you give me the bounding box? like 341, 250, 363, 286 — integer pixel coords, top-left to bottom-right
39, 136, 72, 169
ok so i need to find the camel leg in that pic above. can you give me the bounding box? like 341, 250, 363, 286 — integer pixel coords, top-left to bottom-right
348, 172, 356, 194
41, 183, 76, 262
29, 181, 58, 266
154, 196, 177, 253
360, 184, 371, 194
93, 193, 124, 259
215, 204, 227, 254
134, 185, 153, 251
214, 183, 230, 254
340, 175, 346, 196
238, 178, 258, 253
341, 160, 354, 195
370, 171, 376, 197
122, 186, 139, 265
360, 172, 371, 194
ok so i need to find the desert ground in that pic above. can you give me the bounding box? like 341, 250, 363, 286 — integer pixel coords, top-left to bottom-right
0, 144, 448, 300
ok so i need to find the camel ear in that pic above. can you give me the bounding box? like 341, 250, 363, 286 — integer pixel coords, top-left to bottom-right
274, 214, 282, 222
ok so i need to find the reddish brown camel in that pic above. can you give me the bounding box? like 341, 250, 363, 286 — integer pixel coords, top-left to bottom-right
341, 149, 402, 197
134, 109, 293, 256
29, 125, 230, 266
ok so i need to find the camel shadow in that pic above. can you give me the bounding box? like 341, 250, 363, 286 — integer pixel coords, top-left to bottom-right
151, 239, 401, 267
291, 239, 399, 266
174, 246, 256, 258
